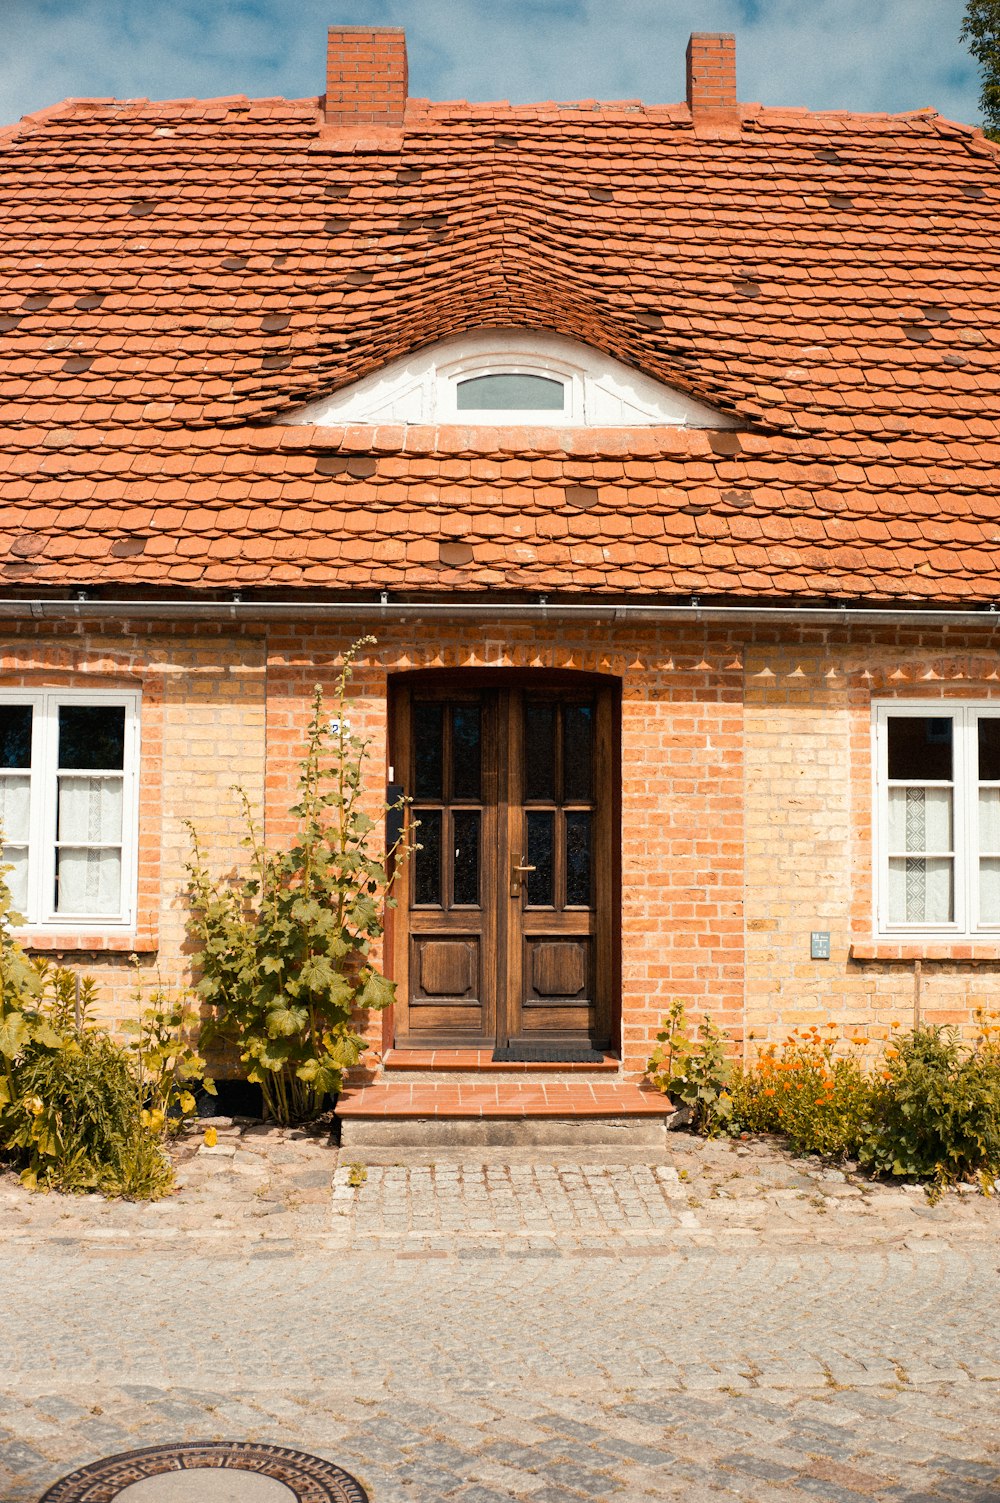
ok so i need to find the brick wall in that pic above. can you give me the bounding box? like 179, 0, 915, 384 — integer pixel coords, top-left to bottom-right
3, 615, 998, 1082
324, 27, 408, 128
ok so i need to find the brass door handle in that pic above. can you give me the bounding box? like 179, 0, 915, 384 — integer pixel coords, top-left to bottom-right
512, 863, 536, 874
510, 855, 536, 895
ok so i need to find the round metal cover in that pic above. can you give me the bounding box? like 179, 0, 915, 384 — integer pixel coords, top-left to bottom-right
38, 1441, 369, 1503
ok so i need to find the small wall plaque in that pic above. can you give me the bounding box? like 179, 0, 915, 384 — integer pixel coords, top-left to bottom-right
810, 931, 831, 960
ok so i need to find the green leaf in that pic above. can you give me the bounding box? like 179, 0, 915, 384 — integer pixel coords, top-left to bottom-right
0, 1012, 28, 1059
359, 973, 395, 1011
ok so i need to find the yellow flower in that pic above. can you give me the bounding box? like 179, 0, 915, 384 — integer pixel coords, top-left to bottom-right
203, 1126, 218, 1148
24, 1095, 44, 1117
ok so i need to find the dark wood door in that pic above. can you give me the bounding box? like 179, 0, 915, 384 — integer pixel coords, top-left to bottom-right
392, 677, 615, 1049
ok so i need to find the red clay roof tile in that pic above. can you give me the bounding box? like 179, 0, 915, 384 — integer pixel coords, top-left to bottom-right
0, 91, 998, 602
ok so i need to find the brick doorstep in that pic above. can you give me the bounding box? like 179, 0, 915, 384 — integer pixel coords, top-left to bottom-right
335, 1080, 674, 1119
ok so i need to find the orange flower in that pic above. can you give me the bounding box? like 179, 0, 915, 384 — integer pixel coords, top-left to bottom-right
881, 1070, 892, 1081
763, 1087, 776, 1097
885, 1047, 898, 1059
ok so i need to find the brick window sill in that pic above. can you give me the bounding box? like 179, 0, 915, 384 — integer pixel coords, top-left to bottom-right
850, 941, 1000, 963
21, 931, 158, 955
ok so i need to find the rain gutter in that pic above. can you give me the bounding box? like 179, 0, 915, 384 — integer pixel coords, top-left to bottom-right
1, 597, 1000, 629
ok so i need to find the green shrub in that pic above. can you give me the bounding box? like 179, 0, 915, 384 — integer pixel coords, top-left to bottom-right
121, 967, 215, 1136
727, 1026, 874, 1159
858, 1026, 1000, 1185
186, 639, 410, 1126
10, 1030, 172, 1197
0, 867, 201, 1199
646, 1000, 732, 1134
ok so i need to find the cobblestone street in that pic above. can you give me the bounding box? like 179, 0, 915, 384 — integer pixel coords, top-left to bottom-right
1, 1125, 999, 1502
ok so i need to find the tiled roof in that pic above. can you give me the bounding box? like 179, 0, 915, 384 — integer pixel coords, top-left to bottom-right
0, 92, 999, 601
2, 424, 999, 601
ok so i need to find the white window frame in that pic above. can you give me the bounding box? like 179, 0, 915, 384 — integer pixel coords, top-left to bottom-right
872, 701, 1000, 938
0, 689, 141, 931
437, 353, 584, 424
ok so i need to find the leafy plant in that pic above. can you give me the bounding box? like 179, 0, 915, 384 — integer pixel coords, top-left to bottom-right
0, 860, 179, 1199
858, 1025, 1000, 1185
10, 1032, 172, 1198
727, 1024, 874, 1159
962, 0, 1000, 142
646, 1000, 732, 1134
121, 961, 215, 1136
186, 638, 409, 1126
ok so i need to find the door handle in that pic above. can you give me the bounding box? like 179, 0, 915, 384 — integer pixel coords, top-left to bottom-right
510, 855, 536, 896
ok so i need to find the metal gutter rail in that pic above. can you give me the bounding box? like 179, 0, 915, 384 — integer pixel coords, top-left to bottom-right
0, 596, 999, 628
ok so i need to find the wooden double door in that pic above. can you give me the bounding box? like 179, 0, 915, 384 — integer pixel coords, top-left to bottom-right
391, 675, 616, 1049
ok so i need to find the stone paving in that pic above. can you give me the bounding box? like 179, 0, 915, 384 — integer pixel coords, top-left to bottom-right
1, 1122, 999, 1502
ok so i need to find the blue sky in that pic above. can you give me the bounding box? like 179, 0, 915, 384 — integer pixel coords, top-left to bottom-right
0, 0, 983, 129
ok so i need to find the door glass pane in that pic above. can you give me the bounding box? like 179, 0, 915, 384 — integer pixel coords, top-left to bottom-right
979, 717, 1000, 781
979, 789, 1000, 854
888, 787, 952, 852
413, 703, 444, 800
888, 857, 953, 924
58, 776, 124, 843
0, 775, 31, 843
413, 808, 442, 906
981, 859, 1000, 923
58, 706, 126, 770
0, 705, 32, 768
526, 811, 554, 906
524, 702, 555, 801
451, 706, 482, 801
563, 704, 593, 802
452, 809, 480, 906
565, 811, 592, 907
56, 847, 122, 915
456, 374, 564, 411
887, 716, 952, 781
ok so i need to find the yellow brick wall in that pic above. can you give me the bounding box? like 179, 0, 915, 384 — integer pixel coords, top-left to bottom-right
3, 616, 998, 1078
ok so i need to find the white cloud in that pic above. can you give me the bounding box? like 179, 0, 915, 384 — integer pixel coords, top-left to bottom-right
0, 0, 981, 128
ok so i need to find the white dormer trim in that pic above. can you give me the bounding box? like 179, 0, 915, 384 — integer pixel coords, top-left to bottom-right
281, 330, 737, 428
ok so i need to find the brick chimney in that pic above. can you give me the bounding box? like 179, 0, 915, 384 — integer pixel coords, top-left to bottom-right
323, 27, 408, 128
686, 33, 738, 131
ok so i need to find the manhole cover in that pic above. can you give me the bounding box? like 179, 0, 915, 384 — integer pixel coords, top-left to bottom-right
39, 1442, 368, 1503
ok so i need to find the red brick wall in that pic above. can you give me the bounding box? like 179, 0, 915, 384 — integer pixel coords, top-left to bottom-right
324, 27, 408, 128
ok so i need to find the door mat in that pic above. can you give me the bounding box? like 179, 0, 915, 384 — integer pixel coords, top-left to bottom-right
39, 1441, 368, 1503
493, 1044, 608, 1063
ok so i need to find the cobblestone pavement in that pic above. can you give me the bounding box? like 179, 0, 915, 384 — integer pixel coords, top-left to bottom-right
1, 1124, 999, 1502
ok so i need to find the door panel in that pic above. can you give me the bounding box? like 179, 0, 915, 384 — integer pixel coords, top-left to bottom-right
392, 676, 614, 1050
397, 685, 498, 1044
506, 690, 607, 1046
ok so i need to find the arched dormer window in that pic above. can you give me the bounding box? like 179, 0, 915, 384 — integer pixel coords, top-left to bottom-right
282, 330, 736, 429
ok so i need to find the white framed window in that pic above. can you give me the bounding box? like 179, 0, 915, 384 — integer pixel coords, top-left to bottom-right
0, 690, 140, 929
873, 702, 1000, 936
284, 329, 739, 429
446, 362, 577, 423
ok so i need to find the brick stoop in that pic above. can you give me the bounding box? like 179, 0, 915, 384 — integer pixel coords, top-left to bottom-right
335, 1079, 676, 1148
